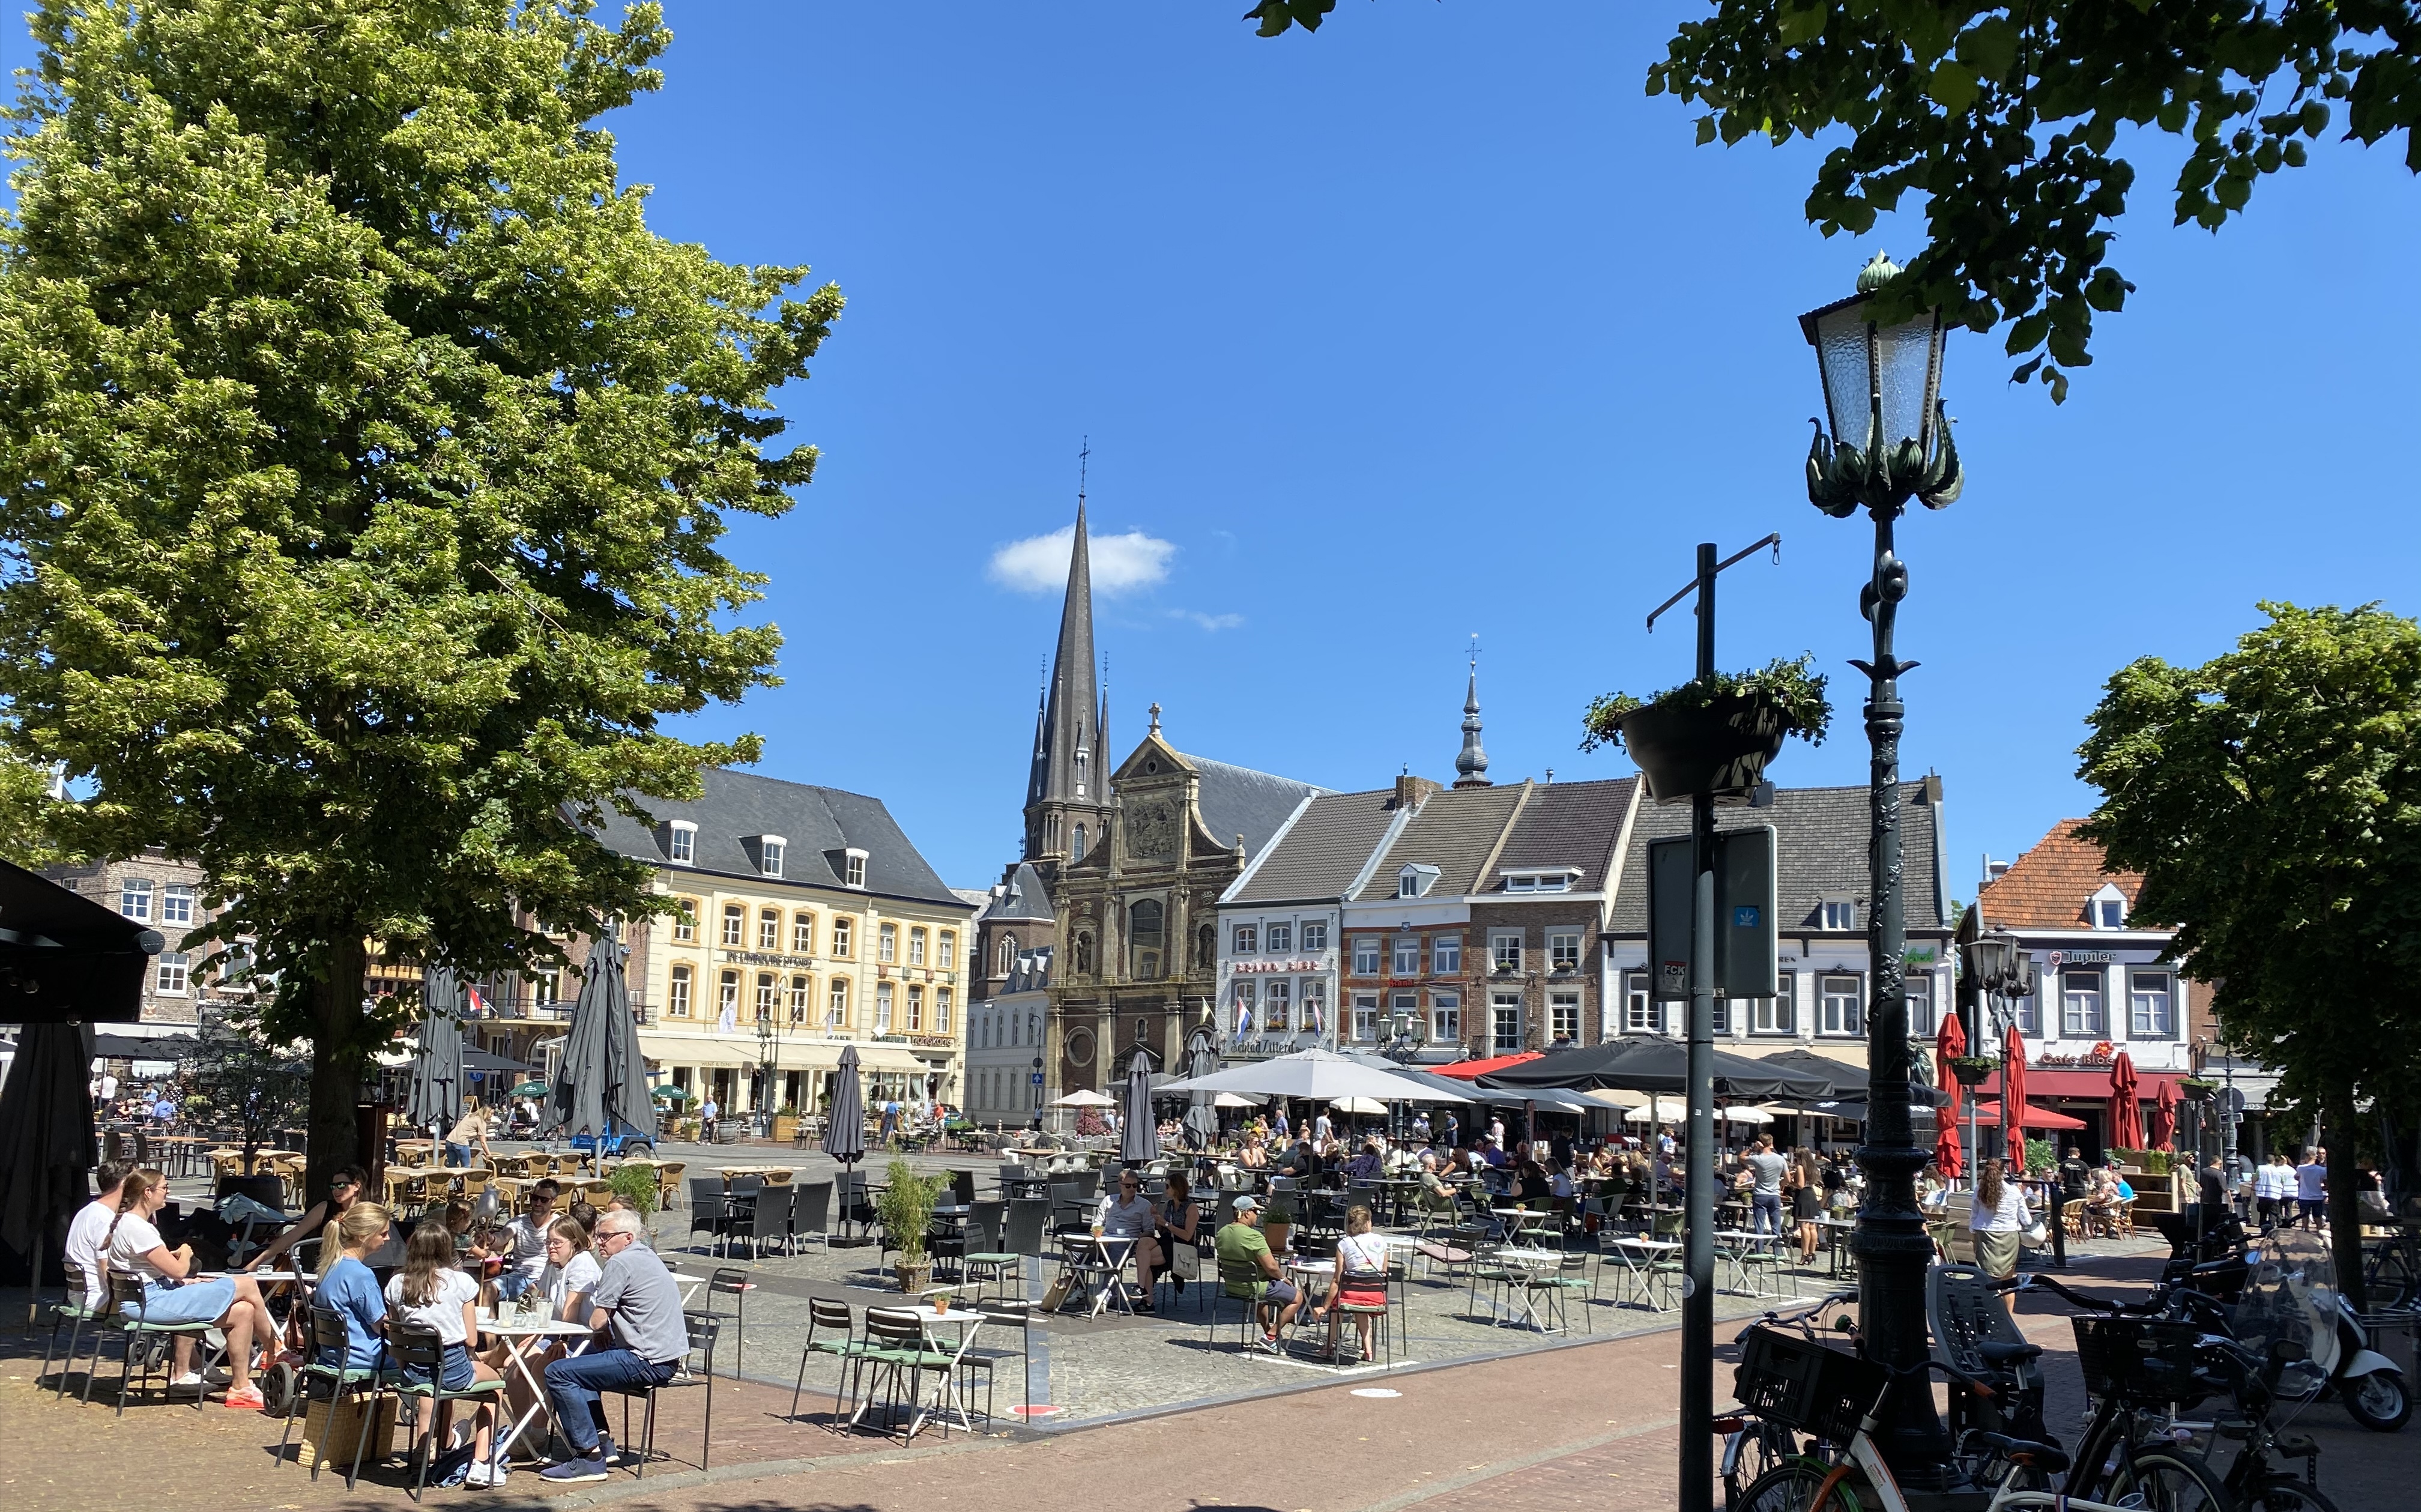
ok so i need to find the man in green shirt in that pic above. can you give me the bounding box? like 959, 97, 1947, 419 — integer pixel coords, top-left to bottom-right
1215, 1196, 1302, 1350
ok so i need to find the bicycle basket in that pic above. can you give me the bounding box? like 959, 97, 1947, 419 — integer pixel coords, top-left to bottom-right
1734, 1325, 1886, 1444
2070, 1314, 2207, 1406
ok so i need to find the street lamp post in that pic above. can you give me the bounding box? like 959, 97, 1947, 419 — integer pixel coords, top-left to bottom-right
1803, 251, 1966, 1489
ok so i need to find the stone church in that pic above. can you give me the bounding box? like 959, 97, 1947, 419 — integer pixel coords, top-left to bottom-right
970, 491, 1322, 1104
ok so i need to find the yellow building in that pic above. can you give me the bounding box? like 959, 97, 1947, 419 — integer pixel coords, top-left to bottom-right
595, 768, 976, 1120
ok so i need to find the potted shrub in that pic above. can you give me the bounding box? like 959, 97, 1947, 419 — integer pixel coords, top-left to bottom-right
608, 1163, 660, 1231
1581, 655, 1832, 802
1947, 1054, 2001, 1087
772, 1101, 800, 1144
876, 1158, 945, 1293
1262, 1194, 1296, 1257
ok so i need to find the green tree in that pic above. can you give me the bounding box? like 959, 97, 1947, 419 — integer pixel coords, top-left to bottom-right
1245, 1, 2420, 402
0, 0, 841, 1202
2078, 602, 2421, 1310
183, 1006, 310, 1180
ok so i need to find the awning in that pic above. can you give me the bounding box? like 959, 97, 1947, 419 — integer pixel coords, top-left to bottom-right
633, 1032, 932, 1074
1978, 1068, 2185, 1100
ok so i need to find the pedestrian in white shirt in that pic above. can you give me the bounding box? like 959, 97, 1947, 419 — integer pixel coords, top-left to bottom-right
1968, 1156, 2033, 1286
2254, 1151, 2293, 1229
64, 1160, 135, 1314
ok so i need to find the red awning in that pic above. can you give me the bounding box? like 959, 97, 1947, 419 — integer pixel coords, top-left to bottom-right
1431, 1051, 1544, 1080
1980, 1067, 2183, 1101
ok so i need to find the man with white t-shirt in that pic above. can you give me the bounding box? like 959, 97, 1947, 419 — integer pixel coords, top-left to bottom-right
496, 1181, 560, 1299
2253, 1151, 2294, 1229
64, 1160, 136, 1311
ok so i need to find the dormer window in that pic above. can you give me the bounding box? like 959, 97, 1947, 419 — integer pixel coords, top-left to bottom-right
1817, 897, 1856, 931
1502, 867, 1580, 893
831, 846, 869, 889
665, 820, 697, 865
2090, 883, 2127, 930
1397, 863, 1441, 899
745, 834, 787, 878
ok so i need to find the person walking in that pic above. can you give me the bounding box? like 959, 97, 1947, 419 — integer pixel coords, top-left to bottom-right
699, 1095, 719, 1143
1743, 1136, 1789, 1237
2253, 1150, 2292, 1229
1968, 1156, 2033, 1292
2294, 1147, 2328, 1229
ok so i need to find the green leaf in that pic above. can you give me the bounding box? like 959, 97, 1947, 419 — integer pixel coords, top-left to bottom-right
1927, 60, 1980, 115
1956, 17, 2019, 82
1779, 2, 1827, 47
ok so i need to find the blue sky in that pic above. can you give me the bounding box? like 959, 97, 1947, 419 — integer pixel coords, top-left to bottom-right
607, 4, 2420, 897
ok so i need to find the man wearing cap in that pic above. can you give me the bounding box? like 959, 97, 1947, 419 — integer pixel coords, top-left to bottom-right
1215, 1196, 1303, 1350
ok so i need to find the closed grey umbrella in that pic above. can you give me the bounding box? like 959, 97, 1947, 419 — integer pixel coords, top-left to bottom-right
1119, 1043, 1158, 1166
1180, 1026, 1220, 1149
0, 1021, 98, 1274
546, 942, 657, 1144
821, 1044, 868, 1236
407, 964, 467, 1137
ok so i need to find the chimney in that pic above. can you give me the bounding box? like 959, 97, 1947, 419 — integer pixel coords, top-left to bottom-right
1392, 774, 1442, 811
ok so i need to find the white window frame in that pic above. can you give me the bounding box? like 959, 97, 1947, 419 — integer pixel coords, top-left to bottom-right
668, 965, 692, 1018
908, 927, 928, 966
1752, 973, 1795, 1035
938, 932, 955, 969
935, 986, 952, 1034
162, 884, 195, 925
1301, 920, 1328, 952
1232, 978, 1257, 1035
793, 912, 815, 954
1548, 931, 1582, 971
155, 952, 190, 995
1234, 923, 1257, 954
758, 909, 780, 949
788, 975, 811, 1023
1819, 899, 1855, 931
1265, 978, 1292, 1031
1624, 970, 1655, 1033
2128, 970, 2174, 1038
1391, 936, 1421, 976
1905, 971, 1935, 1035
832, 918, 853, 958
1430, 990, 1462, 1043
757, 835, 787, 878
2060, 967, 2106, 1037
119, 877, 153, 921
667, 820, 697, 865
1432, 934, 1462, 973
843, 848, 869, 888
672, 900, 698, 943
1351, 936, 1380, 975
827, 977, 850, 1028
2091, 884, 2127, 930
1491, 993, 1524, 1055
1354, 993, 1382, 1042
875, 982, 894, 1032
755, 972, 777, 1023
1300, 979, 1326, 1035
878, 923, 897, 964
908, 983, 925, 1031
1549, 991, 1580, 1042
1490, 931, 1523, 973
1819, 974, 1863, 1037
1266, 921, 1292, 953
721, 905, 744, 946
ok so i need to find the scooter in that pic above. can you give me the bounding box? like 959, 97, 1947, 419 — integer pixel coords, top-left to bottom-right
2236, 1230, 2409, 1433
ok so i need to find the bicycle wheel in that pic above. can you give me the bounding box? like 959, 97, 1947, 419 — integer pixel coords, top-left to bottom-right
1724, 1424, 1799, 1511
2365, 1243, 2416, 1308
2241, 1475, 2347, 1512
2106, 1449, 2234, 1511
1735, 1461, 1860, 1512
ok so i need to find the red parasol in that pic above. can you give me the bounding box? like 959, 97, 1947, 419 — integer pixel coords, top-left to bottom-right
2149, 1076, 2177, 1153
2002, 1023, 2028, 1172
1974, 1099, 2089, 1132
2108, 1051, 2144, 1151
1932, 1012, 1965, 1179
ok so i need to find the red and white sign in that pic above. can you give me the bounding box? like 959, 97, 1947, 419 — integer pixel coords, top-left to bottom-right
1231, 959, 1322, 975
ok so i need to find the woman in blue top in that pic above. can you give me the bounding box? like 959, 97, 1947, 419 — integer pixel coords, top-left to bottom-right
315, 1202, 395, 1372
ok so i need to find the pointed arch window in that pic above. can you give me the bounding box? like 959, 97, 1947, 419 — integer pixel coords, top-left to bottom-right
1072, 824, 1086, 862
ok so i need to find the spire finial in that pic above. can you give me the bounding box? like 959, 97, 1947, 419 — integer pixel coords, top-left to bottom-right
1077, 435, 1090, 503
1453, 634, 1492, 787
1147, 701, 1161, 735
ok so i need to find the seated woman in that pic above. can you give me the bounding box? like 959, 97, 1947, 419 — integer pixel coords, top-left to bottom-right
315, 1202, 397, 1373
497, 1215, 600, 1439
104, 1168, 277, 1408
1311, 1205, 1391, 1362
1150, 1172, 1201, 1297
1794, 1156, 1828, 1263
385, 1223, 506, 1487
1238, 1135, 1269, 1171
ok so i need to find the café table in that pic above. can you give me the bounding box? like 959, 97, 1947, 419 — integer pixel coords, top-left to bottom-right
1814, 1215, 1860, 1278
847, 1306, 985, 1441
1472, 1246, 1565, 1332
1603, 1236, 1681, 1311
480, 1310, 593, 1460
1051, 1233, 1137, 1317
1712, 1228, 1788, 1297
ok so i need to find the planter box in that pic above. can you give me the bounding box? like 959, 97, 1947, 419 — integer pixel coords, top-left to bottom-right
772, 1114, 799, 1143
1619, 695, 1789, 804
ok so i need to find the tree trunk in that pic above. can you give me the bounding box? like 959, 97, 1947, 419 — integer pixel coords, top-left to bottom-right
304, 934, 370, 1209
2326, 1089, 2366, 1316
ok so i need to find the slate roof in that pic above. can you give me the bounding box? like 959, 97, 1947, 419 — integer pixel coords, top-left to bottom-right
976, 862, 1057, 924
1229, 788, 1399, 905
1974, 818, 2139, 931
1176, 752, 1329, 859
1485, 777, 1639, 892
1353, 783, 1528, 901
1604, 781, 1949, 934
593, 766, 967, 908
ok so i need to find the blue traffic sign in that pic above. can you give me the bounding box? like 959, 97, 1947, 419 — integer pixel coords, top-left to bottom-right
1030, 1072, 1044, 1085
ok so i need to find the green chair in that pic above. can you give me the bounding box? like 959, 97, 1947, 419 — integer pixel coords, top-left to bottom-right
388, 1325, 508, 1501
1526, 1251, 1597, 1335
279, 1307, 395, 1488
41, 1261, 107, 1400
790, 1297, 873, 1429
98, 1270, 213, 1415
855, 1308, 960, 1442
1210, 1250, 1274, 1350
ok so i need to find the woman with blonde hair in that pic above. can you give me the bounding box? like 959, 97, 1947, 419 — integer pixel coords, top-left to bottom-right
1969, 1155, 2033, 1286
315, 1203, 395, 1373
1312, 1205, 1390, 1362
104, 1168, 279, 1406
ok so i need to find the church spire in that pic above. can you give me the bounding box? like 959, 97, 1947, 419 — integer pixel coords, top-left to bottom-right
1023, 441, 1108, 871
1453, 635, 1492, 788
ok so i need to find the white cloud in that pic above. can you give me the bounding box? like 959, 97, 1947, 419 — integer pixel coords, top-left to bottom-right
1168, 609, 1245, 632
988, 524, 1175, 596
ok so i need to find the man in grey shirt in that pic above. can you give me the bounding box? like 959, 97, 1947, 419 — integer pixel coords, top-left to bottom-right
1744, 1136, 1791, 1236
543, 1209, 689, 1482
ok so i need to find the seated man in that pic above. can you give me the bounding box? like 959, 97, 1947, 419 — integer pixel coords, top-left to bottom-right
1214, 1196, 1302, 1352
540, 1209, 690, 1483
495, 1182, 561, 1301
1095, 1171, 1164, 1311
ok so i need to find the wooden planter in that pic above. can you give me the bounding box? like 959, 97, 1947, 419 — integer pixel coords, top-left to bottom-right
1619, 694, 1790, 803
772, 1114, 799, 1143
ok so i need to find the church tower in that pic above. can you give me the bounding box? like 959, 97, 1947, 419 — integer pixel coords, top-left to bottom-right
1452, 638, 1492, 788
1022, 491, 1116, 890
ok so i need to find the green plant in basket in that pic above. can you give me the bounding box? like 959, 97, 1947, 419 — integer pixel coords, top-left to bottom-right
608, 1163, 658, 1217
1579, 654, 1833, 754
876, 1158, 945, 1266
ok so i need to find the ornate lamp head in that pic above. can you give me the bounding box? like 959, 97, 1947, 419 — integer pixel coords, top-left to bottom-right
1801, 252, 1961, 518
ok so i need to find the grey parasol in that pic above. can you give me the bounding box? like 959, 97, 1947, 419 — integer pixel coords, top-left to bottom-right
405, 964, 467, 1135
546, 941, 656, 1143
0, 1021, 98, 1282
1119, 1041, 1159, 1166
1179, 1025, 1221, 1149
821, 1042, 866, 1164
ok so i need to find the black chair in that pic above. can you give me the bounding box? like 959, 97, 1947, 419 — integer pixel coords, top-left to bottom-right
707, 1266, 752, 1380
836, 1170, 877, 1237
753, 1183, 796, 1257
793, 1181, 833, 1252
950, 1169, 977, 1207
1070, 1169, 1101, 1201
721, 1190, 758, 1260
388, 1325, 507, 1501
955, 1299, 1033, 1426
926, 1210, 968, 1283
280, 1306, 393, 1488
609, 1311, 721, 1477
685, 1178, 724, 1251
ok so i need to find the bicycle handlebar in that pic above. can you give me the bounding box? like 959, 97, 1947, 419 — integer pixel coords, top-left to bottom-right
1732, 1290, 1860, 1344
2008, 1272, 2158, 1314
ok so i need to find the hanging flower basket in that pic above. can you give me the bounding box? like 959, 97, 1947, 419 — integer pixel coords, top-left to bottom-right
1582, 655, 1832, 805
1947, 1055, 2000, 1087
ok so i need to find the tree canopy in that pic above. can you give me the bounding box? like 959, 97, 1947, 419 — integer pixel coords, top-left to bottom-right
0, 0, 839, 1194
2079, 602, 2421, 1307
1245, 1, 2420, 401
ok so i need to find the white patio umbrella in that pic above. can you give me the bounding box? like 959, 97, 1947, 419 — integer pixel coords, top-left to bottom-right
1051, 1088, 1117, 1108
1621, 1093, 1687, 1123
1158, 1047, 1470, 1104
1212, 1092, 1261, 1109
1331, 1096, 1388, 1117
1720, 1106, 1776, 1125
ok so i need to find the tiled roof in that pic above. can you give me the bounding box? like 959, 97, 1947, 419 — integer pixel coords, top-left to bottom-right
1177, 752, 1329, 859
1486, 777, 1639, 892
1353, 784, 1528, 901
1974, 818, 2140, 931
1605, 781, 1950, 934
1230, 788, 1398, 904
976, 862, 1057, 924
593, 766, 967, 907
